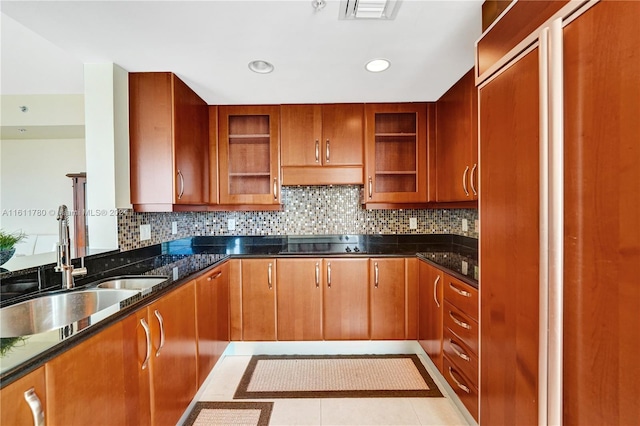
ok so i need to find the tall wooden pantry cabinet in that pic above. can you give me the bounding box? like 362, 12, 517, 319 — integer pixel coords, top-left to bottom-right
478, 1, 640, 425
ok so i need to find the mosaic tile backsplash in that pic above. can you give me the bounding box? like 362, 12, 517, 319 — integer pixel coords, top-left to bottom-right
118, 186, 478, 251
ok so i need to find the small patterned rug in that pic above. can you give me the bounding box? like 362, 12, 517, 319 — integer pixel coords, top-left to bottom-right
183, 401, 273, 426
234, 354, 443, 399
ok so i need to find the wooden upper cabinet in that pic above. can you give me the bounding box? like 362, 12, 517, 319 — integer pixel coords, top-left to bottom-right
1, 367, 46, 426
218, 106, 281, 205
364, 103, 429, 205
129, 72, 209, 211
370, 258, 405, 340
435, 69, 478, 203
281, 104, 364, 185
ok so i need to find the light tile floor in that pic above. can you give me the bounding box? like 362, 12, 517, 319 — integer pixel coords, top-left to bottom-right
190, 354, 470, 426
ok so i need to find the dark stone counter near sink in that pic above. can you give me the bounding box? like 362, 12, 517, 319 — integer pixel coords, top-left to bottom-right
0, 233, 477, 388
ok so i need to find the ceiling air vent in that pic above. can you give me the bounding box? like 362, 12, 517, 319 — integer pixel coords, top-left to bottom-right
339, 0, 402, 20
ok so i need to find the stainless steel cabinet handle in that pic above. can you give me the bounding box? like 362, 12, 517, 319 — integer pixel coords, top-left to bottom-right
470, 163, 478, 195
315, 262, 320, 288
374, 262, 379, 288
449, 283, 471, 297
140, 318, 151, 369
326, 139, 330, 163
368, 177, 373, 199
24, 388, 44, 426
449, 338, 471, 362
177, 170, 185, 200
462, 166, 470, 196
273, 178, 278, 200
268, 263, 273, 290
154, 310, 165, 357
207, 271, 222, 281
448, 367, 470, 393
327, 262, 331, 288
449, 311, 471, 330
433, 275, 441, 308
315, 140, 320, 163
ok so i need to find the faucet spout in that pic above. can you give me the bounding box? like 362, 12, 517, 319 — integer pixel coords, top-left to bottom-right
55, 204, 87, 289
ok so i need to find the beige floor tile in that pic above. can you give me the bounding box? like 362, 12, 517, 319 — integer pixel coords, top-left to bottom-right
268, 399, 322, 426
199, 355, 252, 400
321, 398, 421, 426
410, 398, 469, 426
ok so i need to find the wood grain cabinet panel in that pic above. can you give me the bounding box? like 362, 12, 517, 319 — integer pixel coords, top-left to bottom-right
129, 72, 209, 211
323, 258, 369, 340
241, 259, 277, 341
147, 281, 198, 426
435, 69, 478, 202
418, 260, 444, 372
369, 258, 405, 340
195, 262, 230, 387
281, 104, 363, 185
276, 258, 324, 340
364, 103, 429, 205
1, 367, 46, 426
218, 106, 280, 205
45, 312, 151, 426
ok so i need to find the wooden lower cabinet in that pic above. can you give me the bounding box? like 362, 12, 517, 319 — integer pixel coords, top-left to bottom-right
148, 281, 198, 426
323, 258, 369, 340
443, 356, 479, 419
195, 262, 230, 387
241, 259, 277, 341
418, 260, 444, 372
370, 258, 405, 340
45, 312, 151, 426
276, 258, 323, 340
1, 367, 46, 426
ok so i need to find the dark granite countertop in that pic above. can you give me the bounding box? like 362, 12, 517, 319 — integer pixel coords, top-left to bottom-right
0, 234, 477, 387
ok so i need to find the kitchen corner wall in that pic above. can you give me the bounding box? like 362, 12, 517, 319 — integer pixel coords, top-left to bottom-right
117, 186, 478, 251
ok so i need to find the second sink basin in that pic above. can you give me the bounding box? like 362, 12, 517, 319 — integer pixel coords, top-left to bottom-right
96, 276, 167, 291
0, 289, 139, 338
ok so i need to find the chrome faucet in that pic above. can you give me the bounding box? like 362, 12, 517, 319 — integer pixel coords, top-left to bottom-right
55, 205, 87, 289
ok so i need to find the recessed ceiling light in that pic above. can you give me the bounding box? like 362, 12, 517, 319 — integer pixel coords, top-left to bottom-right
248, 60, 274, 74
365, 59, 391, 73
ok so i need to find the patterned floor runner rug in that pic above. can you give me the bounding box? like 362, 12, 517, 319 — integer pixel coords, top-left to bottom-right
183, 401, 273, 426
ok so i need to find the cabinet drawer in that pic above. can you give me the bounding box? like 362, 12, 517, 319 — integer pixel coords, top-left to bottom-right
443, 356, 478, 421
443, 274, 478, 321
443, 327, 478, 386
443, 300, 478, 355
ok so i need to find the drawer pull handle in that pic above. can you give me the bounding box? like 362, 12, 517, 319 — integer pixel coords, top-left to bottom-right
368, 177, 373, 199
326, 139, 330, 163
433, 275, 441, 308
268, 263, 273, 290
374, 262, 379, 288
315, 262, 320, 288
273, 178, 278, 200
177, 170, 185, 200
327, 262, 332, 288
448, 367, 470, 394
24, 388, 45, 426
207, 271, 222, 281
140, 318, 151, 369
154, 310, 165, 357
315, 140, 320, 163
449, 311, 471, 330
449, 338, 470, 362
470, 163, 478, 195
462, 166, 470, 196
449, 283, 471, 297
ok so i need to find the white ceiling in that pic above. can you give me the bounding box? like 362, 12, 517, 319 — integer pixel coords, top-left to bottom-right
0, 0, 482, 105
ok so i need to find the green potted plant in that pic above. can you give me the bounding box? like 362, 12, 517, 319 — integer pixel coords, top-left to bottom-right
0, 229, 26, 266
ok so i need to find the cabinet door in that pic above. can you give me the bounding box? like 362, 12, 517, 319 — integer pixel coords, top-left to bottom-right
276, 258, 323, 340
321, 104, 364, 166
195, 262, 229, 387
370, 258, 405, 340
323, 258, 369, 340
563, 2, 640, 424
148, 282, 198, 426
280, 104, 323, 167
1, 367, 46, 426
172, 74, 209, 205
435, 69, 478, 202
418, 261, 444, 372
45, 313, 151, 425
479, 48, 540, 426
218, 106, 280, 205
364, 103, 428, 204
241, 259, 277, 341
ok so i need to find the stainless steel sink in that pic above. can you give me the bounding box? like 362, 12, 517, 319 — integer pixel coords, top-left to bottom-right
95, 276, 167, 291
0, 289, 139, 338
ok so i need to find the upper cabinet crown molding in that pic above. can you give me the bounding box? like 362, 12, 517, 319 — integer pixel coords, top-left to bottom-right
129, 72, 209, 212
281, 103, 364, 186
